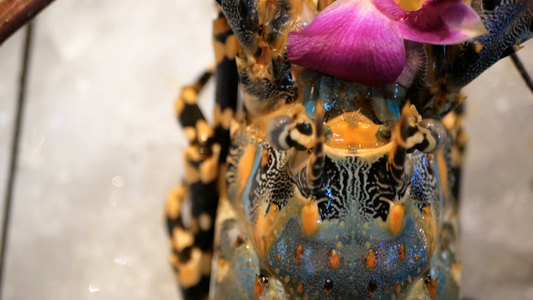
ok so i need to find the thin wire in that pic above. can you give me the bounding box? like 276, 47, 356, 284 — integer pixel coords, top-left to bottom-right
0, 22, 34, 298
510, 53, 533, 95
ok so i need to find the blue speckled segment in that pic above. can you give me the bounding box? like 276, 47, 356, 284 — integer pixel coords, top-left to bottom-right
214, 218, 260, 299
264, 210, 429, 299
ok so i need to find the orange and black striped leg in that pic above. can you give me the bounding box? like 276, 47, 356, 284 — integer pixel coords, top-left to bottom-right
213, 11, 240, 166
168, 71, 220, 300
218, 0, 298, 117
166, 12, 241, 300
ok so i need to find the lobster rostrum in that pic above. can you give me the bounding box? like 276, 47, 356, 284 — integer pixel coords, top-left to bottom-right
166, 0, 533, 299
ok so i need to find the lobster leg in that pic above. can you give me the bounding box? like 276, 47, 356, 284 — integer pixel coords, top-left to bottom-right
510, 53, 533, 94
218, 0, 311, 117
213, 10, 240, 164
442, 0, 533, 90
166, 70, 219, 300
165, 12, 240, 300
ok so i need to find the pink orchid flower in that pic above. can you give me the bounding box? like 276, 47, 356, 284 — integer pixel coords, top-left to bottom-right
288, 0, 487, 86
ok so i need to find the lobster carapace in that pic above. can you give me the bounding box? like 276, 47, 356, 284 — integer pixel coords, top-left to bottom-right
166, 0, 533, 299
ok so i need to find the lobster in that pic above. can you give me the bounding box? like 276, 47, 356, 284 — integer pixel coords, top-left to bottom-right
165, 0, 533, 299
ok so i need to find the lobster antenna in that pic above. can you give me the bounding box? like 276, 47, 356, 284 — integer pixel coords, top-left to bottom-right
510, 53, 533, 94
305, 97, 325, 190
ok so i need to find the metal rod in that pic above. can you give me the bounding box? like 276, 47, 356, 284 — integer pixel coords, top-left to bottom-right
0, 0, 53, 44
0, 22, 34, 298
510, 53, 533, 95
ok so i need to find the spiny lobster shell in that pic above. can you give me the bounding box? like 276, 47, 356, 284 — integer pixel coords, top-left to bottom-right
166, 0, 533, 299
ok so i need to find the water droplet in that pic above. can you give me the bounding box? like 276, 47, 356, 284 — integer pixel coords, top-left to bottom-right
112, 176, 125, 187
88, 284, 100, 293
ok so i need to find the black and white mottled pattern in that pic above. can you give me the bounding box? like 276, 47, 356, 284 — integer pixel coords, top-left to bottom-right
220, 0, 259, 52
249, 145, 295, 211
309, 155, 410, 221
449, 0, 533, 88
239, 56, 297, 104
410, 151, 440, 210
235, 141, 441, 222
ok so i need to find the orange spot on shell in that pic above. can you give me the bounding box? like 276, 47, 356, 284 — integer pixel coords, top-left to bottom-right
396, 283, 401, 293
414, 254, 419, 262
298, 282, 304, 293
426, 278, 438, 300
423, 205, 431, 219
295, 245, 304, 262
277, 254, 281, 261
254, 275, 265, 299
261, 148, 269, 167
365, 251, 376, 270
387, 204, 404, 235
399, 244, 405, 262
268, 203, 279, 222
329, 250, 340, 269
301, 203, 320, 235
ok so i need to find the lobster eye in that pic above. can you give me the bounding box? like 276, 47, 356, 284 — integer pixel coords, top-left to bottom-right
266, 115, 295, 150
267, 115, 316, 151
417, 119, 447, 153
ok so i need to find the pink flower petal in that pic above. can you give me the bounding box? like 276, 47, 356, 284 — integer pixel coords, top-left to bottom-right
372, 0, 405, 21
288, 0, 406, 86
396, 0, 487, 44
